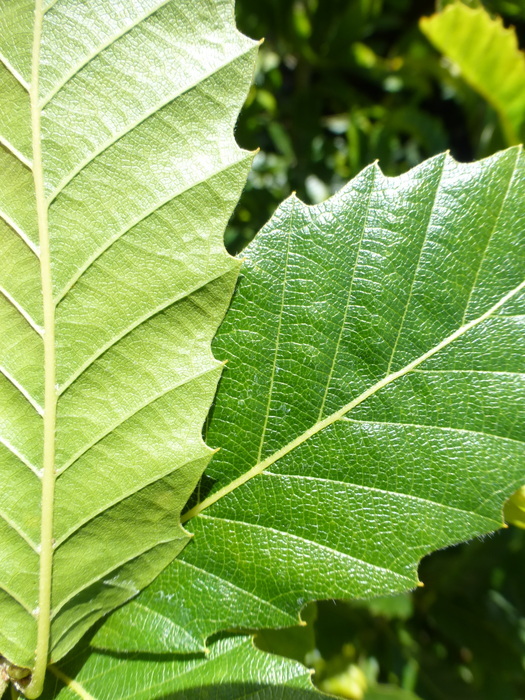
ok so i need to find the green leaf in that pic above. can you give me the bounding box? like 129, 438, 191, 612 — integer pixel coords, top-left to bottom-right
0, 0, 256, 694
39, 636, 318, 700
420, 2, 525, 145
98, 147, 525, 653
504, 486, 525, 528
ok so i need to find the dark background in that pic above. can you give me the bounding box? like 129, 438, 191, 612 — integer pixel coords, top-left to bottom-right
228, 1, 525, 698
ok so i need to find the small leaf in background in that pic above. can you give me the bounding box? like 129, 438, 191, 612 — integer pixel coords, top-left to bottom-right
504, 486, 525, 528
421, 1, 525, 145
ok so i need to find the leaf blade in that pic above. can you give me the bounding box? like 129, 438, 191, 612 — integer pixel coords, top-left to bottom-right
98, 148, 525, 652
0, 0, 257, 690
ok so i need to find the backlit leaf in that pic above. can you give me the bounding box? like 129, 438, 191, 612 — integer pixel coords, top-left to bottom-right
0, 0, 256, 695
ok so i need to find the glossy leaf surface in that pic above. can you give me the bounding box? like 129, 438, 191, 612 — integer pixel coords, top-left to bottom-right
98, 148, 525, 653
0, 0, 256, 693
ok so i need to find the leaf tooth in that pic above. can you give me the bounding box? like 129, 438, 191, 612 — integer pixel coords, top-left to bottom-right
53, 155, 251, 305
56, 363, 220, 475
57, 267, 236, 395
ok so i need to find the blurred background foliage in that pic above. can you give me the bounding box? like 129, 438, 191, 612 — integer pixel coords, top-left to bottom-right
227, 0, 525, 251
229, 0, 525, 697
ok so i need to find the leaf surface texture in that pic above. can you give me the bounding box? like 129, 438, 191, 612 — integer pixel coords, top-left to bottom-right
39, 636, 317, 700
97, 148, 525, 653
0, 0, 257, 691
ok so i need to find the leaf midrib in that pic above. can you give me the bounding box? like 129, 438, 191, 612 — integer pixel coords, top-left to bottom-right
27, 2, 56, 696
183, 277, 525, 525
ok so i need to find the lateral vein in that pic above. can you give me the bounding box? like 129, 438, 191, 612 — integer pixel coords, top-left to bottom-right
0, 286, 43, 335
0, 209, 40, 258
0, 53, 30, 92
0, 437, 41, 477
54, 156, 249, 304
48, 666, 95, 700
199, 513, 415, 582
0, 509, 39, 552
46, 46, 256, 204
0, 365, 44, 415
317, 166, 376, 420
56, 363, 220, 474
58, 266, 236, 394
0, 134, 33, 170
256, 196, 294, 462
40, 0, 172, 107
183, 278, 525, 523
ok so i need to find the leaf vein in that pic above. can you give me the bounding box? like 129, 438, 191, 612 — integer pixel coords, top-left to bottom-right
0, 364, 43, 415
385, 154, 447, 375
199, 514, 415, 583
0, 585, 35, 617
58, 267, 235, 394
183, 278, 525, 522
341, 417, 525, 448
0, 209, 40, 257
0, 134, 32, 170
46, 46, 255, 204
0, 53, 30, 91
256, 197, 294, 462
48, 666, 95, 700
55, 156, 249, 303
51, 537, 183, 619
263, 471, 502, 525
0, 509, 39, 551
462, 147, 520, 323
0, 285, 44, 335
40, 0, 172, 107
0, 437, 41, 477
173, 557, 291, 618
317, 165, 377, 420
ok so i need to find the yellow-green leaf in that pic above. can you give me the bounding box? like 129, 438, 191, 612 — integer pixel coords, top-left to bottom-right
420, 2, 525, 145
0, 0, 257, 695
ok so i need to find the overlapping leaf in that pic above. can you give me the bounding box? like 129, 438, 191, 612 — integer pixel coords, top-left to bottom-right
0, 0, 257, 693
39, 636, 317, 700
421, 2, 525, 145
96, 147, 525, 653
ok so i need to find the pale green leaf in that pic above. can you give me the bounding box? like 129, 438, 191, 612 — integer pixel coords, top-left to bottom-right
99, 147, 525, 653
0, 0, 256, 695
420, 2, 525, 145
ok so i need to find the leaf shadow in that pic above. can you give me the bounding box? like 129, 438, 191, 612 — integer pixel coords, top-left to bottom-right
43, 627, 321, 699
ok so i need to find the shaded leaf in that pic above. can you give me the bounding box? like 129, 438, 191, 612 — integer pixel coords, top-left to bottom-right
40, 636, 318, 700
